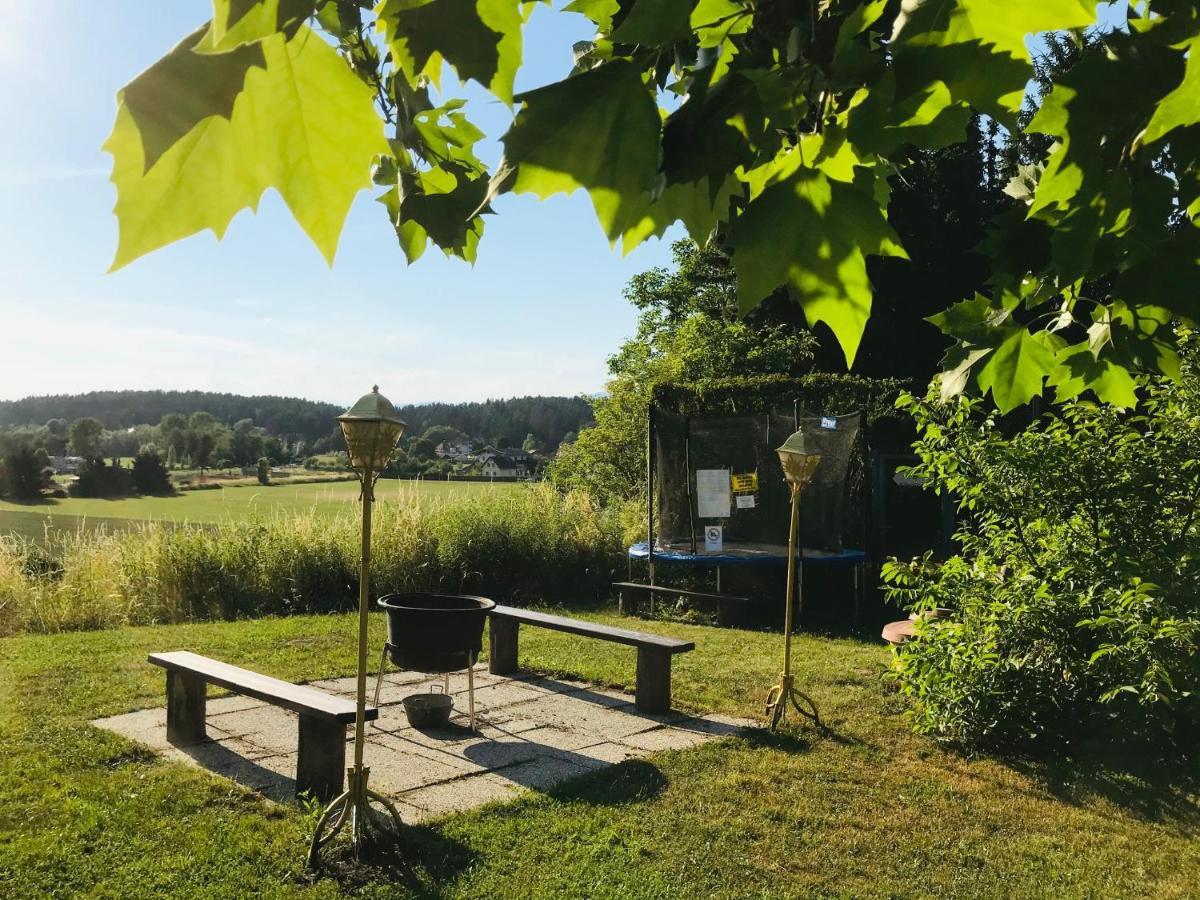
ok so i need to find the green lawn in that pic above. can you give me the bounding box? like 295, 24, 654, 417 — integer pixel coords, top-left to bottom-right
1, 611, 1196, 898
0, 479, 516, 541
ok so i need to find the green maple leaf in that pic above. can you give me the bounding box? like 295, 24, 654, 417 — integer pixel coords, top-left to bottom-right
662, 72, 764, 186
1138, 33, 1200, 148
620, 175, 739, 252
1027, 40, 1183, 280
500, 61, 661, 243
120, 26, 266, 173
846, 75, 972, 154
105, 26, 387, 269
206, 0, 314, 51
975, 326, 1056, 411
937, 345, 992, 401
730, 168, 907, 368
564, 0, 619, 33
383, 165, 489, 264
1116, 225, 1200, 322
378, 0, 525, 105
691, 0, 752, 50
891, 0, 1096, 121
1047, 342, 1139, 408
611, 0, 694, 45
927, 293, 1014, 344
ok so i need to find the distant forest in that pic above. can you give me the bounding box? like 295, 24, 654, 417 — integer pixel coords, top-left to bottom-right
396, 397, 592, 450
0, 391, 593, 449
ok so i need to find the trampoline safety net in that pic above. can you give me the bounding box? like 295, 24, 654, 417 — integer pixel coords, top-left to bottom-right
653, 407, 861, 556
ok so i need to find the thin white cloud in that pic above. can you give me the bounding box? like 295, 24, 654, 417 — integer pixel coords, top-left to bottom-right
0, 165, 110, 187
0, 298, 610, 406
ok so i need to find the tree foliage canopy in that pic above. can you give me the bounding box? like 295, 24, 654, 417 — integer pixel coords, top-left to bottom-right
550, 240, 882, 501
105, 1, 1200, 411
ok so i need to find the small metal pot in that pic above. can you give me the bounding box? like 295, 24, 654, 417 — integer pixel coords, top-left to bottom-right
401, 691, 454, 729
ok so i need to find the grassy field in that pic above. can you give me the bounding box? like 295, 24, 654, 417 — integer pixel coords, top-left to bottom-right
1, 610, 1196, 898
0, 479, 517, 541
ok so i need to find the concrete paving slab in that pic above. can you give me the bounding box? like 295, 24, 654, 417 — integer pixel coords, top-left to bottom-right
618, 726, 712, 753
209, 704, 301, 754
208, 694, 268, 715
361, 745, 467, 794
399, 772, 525, 818
93, 672, 752, 820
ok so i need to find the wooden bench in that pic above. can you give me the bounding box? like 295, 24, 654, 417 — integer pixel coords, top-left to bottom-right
612, 581, 752, 625
148, 651, 377, 802
486, 606, 695, 714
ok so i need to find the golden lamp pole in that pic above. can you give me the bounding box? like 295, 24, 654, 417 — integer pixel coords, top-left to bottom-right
309, 387, 407, 866
764, 429, 822, 731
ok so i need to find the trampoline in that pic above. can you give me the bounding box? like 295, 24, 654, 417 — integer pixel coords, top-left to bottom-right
627, 398, 871, 623
626, 542, 867, 617
627, 542, 865, 568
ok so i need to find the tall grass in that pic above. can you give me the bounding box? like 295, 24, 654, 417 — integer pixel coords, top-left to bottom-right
0, 484, 624, 637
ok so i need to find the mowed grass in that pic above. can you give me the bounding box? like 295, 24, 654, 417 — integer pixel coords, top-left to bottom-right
1, 610, 1196, 898
0, 479, 516, 541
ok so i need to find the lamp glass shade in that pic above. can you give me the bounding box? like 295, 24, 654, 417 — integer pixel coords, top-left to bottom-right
776, 429, 822, 488
338, 386, 408, 471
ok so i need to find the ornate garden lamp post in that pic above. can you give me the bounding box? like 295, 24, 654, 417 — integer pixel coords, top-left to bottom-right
764, 428, 822, 731
309, 386, 407, 865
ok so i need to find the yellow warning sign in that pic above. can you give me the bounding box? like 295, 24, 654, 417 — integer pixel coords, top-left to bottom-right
731, 472, 758, 494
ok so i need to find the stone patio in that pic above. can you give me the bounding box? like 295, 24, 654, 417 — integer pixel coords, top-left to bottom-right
94, 665, 748, 821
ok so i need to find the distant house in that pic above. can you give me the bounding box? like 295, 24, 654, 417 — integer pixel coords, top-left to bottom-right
501, 448, 533, 465
435, 441, 474, 460
481, 455, 526, 479
49, 456, 83, 475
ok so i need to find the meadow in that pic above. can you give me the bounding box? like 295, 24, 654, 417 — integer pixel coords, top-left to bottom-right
0, 484, 624, 637
0, 478, 517, 542
2, 611, 1196, 898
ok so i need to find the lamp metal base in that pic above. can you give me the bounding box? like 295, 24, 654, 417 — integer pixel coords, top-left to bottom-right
307, 765, 403, 867
764, 672, 821, 731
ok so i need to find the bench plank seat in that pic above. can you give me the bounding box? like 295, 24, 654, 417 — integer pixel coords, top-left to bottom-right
490, 606, 694, 653
612, 581, 750, 606
148, 650, 376, 802
487, 606, 694, 713
612, 581, 752, 625
149, 651, 375, 723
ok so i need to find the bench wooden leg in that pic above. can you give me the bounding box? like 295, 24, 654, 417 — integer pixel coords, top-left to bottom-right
618, 589, 637, 617
297, 716, 345, 803
636, 647, 672, 714
165, 670, 206, 744
489, 618, 520, 675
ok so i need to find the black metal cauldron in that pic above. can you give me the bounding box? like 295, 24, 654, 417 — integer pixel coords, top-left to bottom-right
377, 593, 495, 673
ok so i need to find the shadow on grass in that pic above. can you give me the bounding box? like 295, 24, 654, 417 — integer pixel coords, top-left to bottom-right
544, 758, 669, 806
306, 762, 670, 894
4, 495, 60, 507
1005, 748, 1200, 828
308, 821, 477, 898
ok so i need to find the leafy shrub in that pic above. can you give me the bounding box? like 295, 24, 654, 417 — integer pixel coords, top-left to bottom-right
69, 458, 134, 498
1, 446, 53, 500
131, 450, 173, 495
884, 341, 1200, 752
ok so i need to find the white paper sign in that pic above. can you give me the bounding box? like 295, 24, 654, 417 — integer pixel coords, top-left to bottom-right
820, 416, 837, 430
696, 468, 731, 519
736, 494, 757, 509
704, 525, 723, 552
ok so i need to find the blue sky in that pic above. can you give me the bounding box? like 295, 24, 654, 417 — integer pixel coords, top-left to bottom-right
0, 1, 679, 406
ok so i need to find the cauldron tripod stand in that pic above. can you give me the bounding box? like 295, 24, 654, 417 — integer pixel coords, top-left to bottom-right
373, 593, 495, 731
